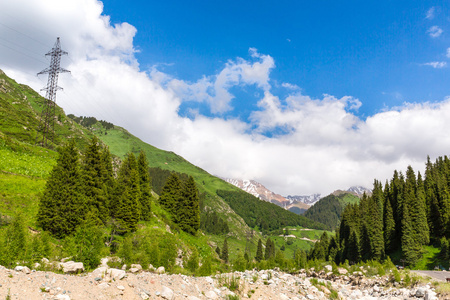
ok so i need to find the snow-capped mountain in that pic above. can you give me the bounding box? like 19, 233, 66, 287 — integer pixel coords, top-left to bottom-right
346, 186, 372, 197
223, 178, 310, 210
285, 194, 322, 206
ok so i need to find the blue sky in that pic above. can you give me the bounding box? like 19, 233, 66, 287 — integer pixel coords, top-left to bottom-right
102, 0, 450, 119
1, 0, 450, 196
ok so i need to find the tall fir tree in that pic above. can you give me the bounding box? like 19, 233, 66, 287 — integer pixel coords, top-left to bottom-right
221, 239, 229, 263
82, 136, 109, 224
112, 153, 141, 233
159, 173, 182, 216
414, 172, 430, 245
383, 181, 396, 253
137, 151, 152, 221
37, 141, 86, 238
255, 238, 263, 262
401, 203, 421, 265
178, 176, 200, 234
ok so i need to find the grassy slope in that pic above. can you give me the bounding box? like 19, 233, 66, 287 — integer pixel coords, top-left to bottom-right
0, 69, 328, 262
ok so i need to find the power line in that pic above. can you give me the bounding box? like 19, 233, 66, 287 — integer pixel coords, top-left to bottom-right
35, 37, 70, 148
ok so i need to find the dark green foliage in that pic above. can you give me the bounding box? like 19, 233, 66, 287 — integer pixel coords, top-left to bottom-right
255, 239, 263, 262
383, 181, 396, 253
37, 141, 86, 238
159, 173, 182, 216
200, 210, 229, 235
401, 204, 422, 265
304, 194, 349, 230
308, 232, 329, 261
112, 153, 141, 233
0, 214, 27, 266
215, 246, 221, 257
65, 213, 105, 270
440, 237, 449, 260
82, 136, 109, 224
149, 167, 188, 195
221, 239, 229, 263
216, 189, 327, 232
264, 237, 275, 260
178, 176, 200, 234
137, 151, 152, 221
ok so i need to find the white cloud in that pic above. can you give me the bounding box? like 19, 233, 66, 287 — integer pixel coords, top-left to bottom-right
426, 7, 435, 20
447, 47, 450, 58
2, 0, 450, 197
168, 48, 275, 114
427, 26, 443, 38
422, 61, 447, 68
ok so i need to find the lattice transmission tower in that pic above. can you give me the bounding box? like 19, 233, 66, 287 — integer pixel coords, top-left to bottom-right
36, 37, 70, 147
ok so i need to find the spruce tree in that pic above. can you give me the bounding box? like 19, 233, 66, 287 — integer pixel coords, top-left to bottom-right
112, 153, 141, 233
383, 182, 396, 253
401, 204, 421, 265
255, 238, 264, 262
37, 141, 86, 238
159, 173, 182, 216
414, 172, 430, 245
221, 239, 229, 263
178, 176, 200, 234
137, 151, 152, 221
82, 136, 108, 224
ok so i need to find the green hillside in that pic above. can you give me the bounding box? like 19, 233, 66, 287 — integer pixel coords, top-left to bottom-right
0, 69, 328, 271
304, 193, 360, 230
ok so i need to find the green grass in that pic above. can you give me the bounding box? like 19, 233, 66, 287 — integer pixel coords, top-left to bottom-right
0, 173, 45, 227
412, 245, 441, 270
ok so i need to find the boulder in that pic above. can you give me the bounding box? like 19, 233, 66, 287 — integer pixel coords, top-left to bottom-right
129, 264, 142, 273
60, 261, 84, 274
161, 286, 174, 300
204, 290, 217, 299
107, 268, 126, 280
425, 289, 438, 300
415, 288, 426, 298
156, 266, 165, 274
324, 265, 332, 272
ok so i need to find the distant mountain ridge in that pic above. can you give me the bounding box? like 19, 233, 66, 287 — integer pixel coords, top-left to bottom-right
223, 178, 311, 210
224, 176, 371, 214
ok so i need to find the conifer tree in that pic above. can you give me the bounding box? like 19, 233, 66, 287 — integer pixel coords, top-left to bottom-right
264, 238, 275, 260
401, 204, 421, 265
255, 238, 263, 262
137, 151, 152, 221
221, 239, 229, 263
383, 181, 396, 253
414, 172, 430, 245
82, 136, 108, 224
37, 141, 86, 238
178, 176, 200, 234
159, 173, 182, 215
112, 153, 141, 233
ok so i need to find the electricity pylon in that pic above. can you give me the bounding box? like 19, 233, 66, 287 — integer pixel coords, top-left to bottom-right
36, 37, 69, 147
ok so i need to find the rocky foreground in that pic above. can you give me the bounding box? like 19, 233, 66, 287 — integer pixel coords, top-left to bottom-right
0, 263, 442, 300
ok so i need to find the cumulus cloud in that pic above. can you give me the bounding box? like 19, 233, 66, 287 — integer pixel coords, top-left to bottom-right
427, 26, 443, 38
2, 0, 450, 197
422, 61, 447, 68
168, 48, 275, 114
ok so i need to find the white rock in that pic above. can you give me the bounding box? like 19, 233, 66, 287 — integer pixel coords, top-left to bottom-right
129, 268, 140, 273
14, 266, 24, 272
100, 257, 109, 267
161, 286, 174, 300
98, 282, 109, 289
117, 285, 125, 290
55, 295, 71, 300
156, 266, 165, 274
425, 290, 438, 300
306, 295, 315, 300
140, 292, 149, 299
279, 294, 290, 300
41, 258, 49, 264
338, 268, 348, 275
130, 264, 142, 270
121, 264, 127, 270
204, 276, 214, 284
107, 268, 126, 280
205, 290, 217, 299
60, 261, 84, 274
92, 266, 108, 278
324, 265, 332, 272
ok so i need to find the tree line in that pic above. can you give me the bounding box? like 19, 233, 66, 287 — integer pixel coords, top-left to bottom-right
309, 155, 450, 267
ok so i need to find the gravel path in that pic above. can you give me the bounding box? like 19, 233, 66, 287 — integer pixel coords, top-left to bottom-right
411, 270, 450, 282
